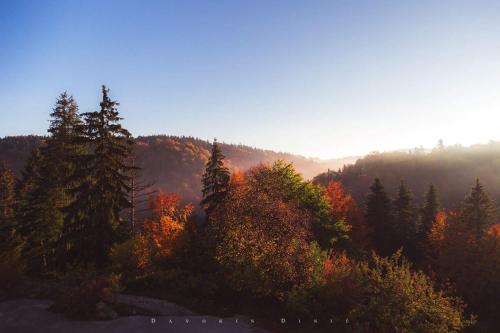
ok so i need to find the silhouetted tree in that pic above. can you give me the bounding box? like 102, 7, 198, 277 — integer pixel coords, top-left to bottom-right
461, 179, 496, 240
201, 139, 230, 217
420, 184, 439, 239
16, 149, 59, 273
365, 178, 394, 256
0, 161, 15, 225
63, 86, 134, 269
15, 93, 86, 273
393, 181, 417, 258
0, 161, 16, 253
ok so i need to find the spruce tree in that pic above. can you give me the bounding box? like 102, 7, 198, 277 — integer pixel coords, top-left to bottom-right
461, 179, 496, 239
0, 161, 15, 225
365, 178, 394, 256
16, 149, 59, 273
0, 161, 16, 253
393, 181, 417, 258
44, 92, 84, 189
201, 139, 230, 216
16, 93, 84, 273
63, 85, 133, 269
420, 184, 439, 239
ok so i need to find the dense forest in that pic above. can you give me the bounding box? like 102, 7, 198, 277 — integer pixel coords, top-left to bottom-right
315, 143, 500, 208
1, 87, 499, 332
0, 136, 354, 204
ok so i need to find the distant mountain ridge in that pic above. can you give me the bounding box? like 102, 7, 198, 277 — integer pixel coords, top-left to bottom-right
315, 142, 500, 208
0, 135, 356, 202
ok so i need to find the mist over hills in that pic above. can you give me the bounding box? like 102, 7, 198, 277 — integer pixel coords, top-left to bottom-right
5, 135, 500, 209
0, 135, 355, 203
315, 142, 500, 208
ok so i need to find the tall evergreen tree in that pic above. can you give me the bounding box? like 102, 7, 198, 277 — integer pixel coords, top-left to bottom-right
393, 181, 417, 258
0, 161, 15, 225
420, 184, 439, 239
365, 178, 394, 256
63, 86, 133, 269
461, 179, 496, 239
44, 92, 84, 188
15, 149, 59, 273
16, 93, 84, 273
0, 161, 16, 253
201, 139, 230, 216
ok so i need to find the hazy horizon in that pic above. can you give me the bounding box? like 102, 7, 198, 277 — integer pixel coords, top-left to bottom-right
2, 0, 500, 159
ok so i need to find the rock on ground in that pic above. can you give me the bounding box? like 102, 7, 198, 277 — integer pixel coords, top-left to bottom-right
0, 299, 273, 333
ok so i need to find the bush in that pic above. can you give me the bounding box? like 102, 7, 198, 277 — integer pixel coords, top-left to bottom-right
50, 276, 115, 320
0, 246, 25, 299
350, 252, 474, 333
287, 251, 474, 333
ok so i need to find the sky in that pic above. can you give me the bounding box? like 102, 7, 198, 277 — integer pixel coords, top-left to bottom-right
1, 0, 500, 159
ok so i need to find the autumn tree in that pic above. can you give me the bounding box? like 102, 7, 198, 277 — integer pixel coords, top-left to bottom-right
365, 178, 394, 256
245, 161, 350, 249
63, 86, 134, 269
201, 139, 230, 217
141, 192, 194, 261
324, 181, 353, 222
392, 181, 418, 259
460, 179, 496, 239
431, 209, 500, 329
324, 181, 370, 253
210, 162, 325, 300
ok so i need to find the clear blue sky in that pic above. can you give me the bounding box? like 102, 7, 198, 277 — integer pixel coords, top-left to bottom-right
1, 0, 500, 158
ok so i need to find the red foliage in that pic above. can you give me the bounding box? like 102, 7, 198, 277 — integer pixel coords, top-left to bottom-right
324, 181, 372, 250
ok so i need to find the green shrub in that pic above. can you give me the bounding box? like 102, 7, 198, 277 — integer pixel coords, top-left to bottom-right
287, 251, 474, 333
349, 252, 475, 332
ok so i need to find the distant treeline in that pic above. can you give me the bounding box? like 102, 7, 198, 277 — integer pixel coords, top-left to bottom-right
0, 135, 345, 204
315, 143, 500, 208
1, 87, 499, 332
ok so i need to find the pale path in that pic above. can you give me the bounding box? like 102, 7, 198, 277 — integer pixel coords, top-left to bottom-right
0, 299, 274, 333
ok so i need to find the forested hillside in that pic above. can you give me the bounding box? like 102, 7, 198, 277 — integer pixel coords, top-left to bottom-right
0, 135, 353, 202
1, 88, 497, 332
315, 143, 500, 208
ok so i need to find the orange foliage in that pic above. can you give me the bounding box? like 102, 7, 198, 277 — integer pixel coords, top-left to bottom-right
429, 210, 447, 242
324, 181, 372, 249
488, 223, 500, 237
141, 192, 193, 259
230, 170, 245, 186
324, 252, 352, 279
134, 234, 152, 269
324, 181, 353, 221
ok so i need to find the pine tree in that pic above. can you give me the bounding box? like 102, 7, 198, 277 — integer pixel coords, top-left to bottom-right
0, 161, 16, 253
63, 85, 134, 269
44, 92, 85, 190
15, 93, 85, 273
15, 149, 58, 273
0, 161, 15, 225
461, 179, 496, 240
420, 184, 439, 239
365, 178, 394, 256
201, 139, 230, 216
393, 181, 417, 258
